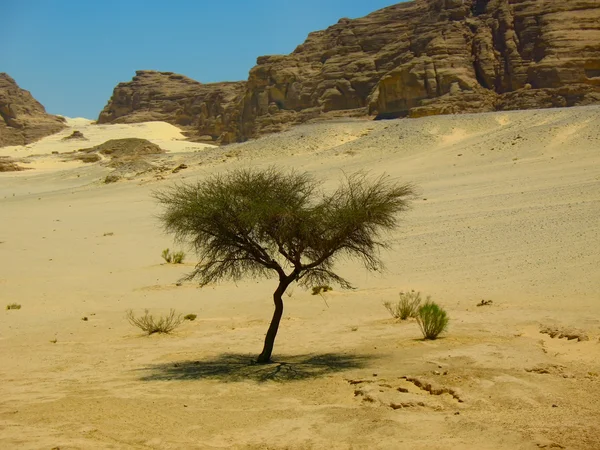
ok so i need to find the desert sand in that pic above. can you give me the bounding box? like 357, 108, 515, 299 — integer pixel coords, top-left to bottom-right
1, 106, 599, 449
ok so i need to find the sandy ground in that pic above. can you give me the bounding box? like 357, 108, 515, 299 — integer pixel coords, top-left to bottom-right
1, 106, 599, 449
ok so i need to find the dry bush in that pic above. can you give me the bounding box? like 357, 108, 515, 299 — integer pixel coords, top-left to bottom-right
311, 285, 332, 295
161, 248, 185, 264
384, 290, 423, 320
126, 309, 183, 335
416, 301, 449, 340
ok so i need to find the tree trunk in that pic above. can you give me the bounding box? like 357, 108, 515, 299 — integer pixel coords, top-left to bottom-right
257, 278, 291, 364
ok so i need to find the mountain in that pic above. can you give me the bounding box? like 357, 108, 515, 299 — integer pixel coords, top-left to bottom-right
98, 0, 600, 144
0, 73, 66, 147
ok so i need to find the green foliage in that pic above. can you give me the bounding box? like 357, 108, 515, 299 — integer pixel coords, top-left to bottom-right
311, 285, 332, 295
383, 290, 424, 320
416, 301, 449, 340
154, 167, 414, 288
126, 309, 184, 335
6, 303, 21, 310
161, 248, 185, 264
171, 251, 185, 264
184, 314, 197, 321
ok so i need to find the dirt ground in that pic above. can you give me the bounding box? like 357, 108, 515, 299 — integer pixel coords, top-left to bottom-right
1, 107, 599, 449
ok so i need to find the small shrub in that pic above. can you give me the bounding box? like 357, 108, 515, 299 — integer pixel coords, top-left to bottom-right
311, 285, 332, 295
126, 309, 183, 335
171, 251, 185, 264
416, 300, 449, 340
6, 303, 21, 310
161, 248, 185, 264
184, 313, 197, 321
384, 290, 423, 320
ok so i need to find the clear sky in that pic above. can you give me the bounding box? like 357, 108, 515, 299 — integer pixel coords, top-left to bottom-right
2, 0, 405, 119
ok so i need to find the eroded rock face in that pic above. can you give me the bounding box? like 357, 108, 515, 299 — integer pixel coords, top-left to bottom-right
0, 73, 66, 147
98, 0, 600, 142
97, 71, 245, 144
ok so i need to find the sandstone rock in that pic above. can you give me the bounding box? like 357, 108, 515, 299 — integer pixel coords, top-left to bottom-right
97, 71, 245, 144
98, 0, 600, 142
78, 138, 165, 160
62, 130, 86, 140
0, 73, 66, 147
0, 157, 28, 172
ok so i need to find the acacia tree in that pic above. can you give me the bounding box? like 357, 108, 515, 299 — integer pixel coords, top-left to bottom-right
154, 168, 414, 363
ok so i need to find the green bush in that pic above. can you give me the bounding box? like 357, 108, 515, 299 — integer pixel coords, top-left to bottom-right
161, 248, 185, 264
6, 303, 21, 310
416, 301, 449, 339
184, 313, 197, 321
126, 309, 183, 335
171, 251, 185, 264
311, 285, 332, 295
384, 290, 423, 320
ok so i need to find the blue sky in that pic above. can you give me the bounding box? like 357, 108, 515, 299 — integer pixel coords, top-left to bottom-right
2, 0, 404, 119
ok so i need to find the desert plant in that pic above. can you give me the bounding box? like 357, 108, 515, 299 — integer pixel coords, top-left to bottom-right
6, 303, 21, 310
161, 248, 185, 264
171, 251, 185, 264
184, 313, 197, 321
416, 300, 449, 340
154, 167, 415, 363
311, 285, 332, 295
126, 309, 184, 335
384, 290, 424, 320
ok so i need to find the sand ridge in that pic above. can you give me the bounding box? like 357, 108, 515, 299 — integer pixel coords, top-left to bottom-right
1, 106, 599, 449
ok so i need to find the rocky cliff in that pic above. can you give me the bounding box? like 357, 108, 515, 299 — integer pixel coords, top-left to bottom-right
97, 71, 245, 144
0, 73, 66, 147
98, 0, 600, 143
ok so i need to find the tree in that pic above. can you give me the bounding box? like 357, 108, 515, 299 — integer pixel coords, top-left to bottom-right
154, 168, 414, 363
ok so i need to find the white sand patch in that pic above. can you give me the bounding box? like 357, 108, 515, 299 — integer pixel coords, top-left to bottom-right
0, 118, 215, 159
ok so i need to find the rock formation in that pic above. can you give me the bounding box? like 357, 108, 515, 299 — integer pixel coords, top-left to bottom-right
97, 71, 245, 144
98, 0, 600, 143
0, 73, 66, 147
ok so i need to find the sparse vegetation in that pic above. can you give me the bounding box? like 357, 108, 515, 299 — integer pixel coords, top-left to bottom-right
161, 248, 185, 264
126, 309, 184, 335
311, 285, 332, 295
154, 167, 414, 363
6, 303, 21, 310
184, 314, 197, 321
384, 290, 424, 320
416, 301, 449, 340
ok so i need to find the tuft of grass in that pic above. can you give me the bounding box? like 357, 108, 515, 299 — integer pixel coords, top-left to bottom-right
171, 251, 185, 264
126, 309, 183, 335
161, 248, 185, 264
6, 303, 21, 310
416, 300, 449, 340
384, 290, 423, 320
311, 285, 332, 295
184, 314, 197, 321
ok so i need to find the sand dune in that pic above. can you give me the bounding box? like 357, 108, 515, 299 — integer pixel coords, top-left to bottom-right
1, 106, 599, 449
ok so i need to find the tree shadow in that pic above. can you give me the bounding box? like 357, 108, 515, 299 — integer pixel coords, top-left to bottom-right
138, 352, 376, 383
